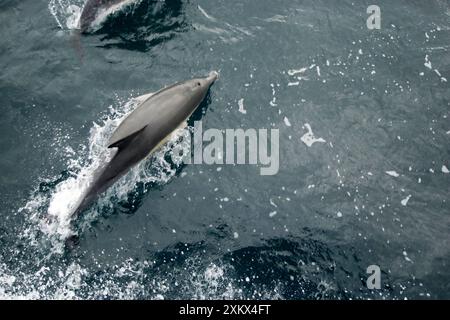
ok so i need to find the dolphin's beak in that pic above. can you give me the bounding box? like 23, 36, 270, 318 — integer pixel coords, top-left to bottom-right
206, 71, 219, 86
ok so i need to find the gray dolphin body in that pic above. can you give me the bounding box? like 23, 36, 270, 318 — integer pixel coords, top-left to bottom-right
79, 0, 132, 33
72, 72, 218, 218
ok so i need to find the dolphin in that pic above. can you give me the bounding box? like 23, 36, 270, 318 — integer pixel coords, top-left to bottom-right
71, 71, 219, 219
79, 0, 135, 33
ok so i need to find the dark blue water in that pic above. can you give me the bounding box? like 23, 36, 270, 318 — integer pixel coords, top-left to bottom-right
0, 0, 449, 299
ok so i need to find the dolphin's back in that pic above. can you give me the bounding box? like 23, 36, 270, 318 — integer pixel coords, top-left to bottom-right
79, 0, 130, 33
107, 83, 190, 148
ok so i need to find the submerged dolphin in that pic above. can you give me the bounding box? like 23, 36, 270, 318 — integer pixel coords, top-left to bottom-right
79, 0, 134, 33
72, 71, 219, 218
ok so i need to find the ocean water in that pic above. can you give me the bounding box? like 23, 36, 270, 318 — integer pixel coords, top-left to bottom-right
0, 0, 449, 299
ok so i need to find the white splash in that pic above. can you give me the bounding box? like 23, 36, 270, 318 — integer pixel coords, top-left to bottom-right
386, 171, 400, 177
403, 251, 413, 263
66, 5, 82, 29
424, 55, 432, 69
1, 258, 254, 300
287, 67, 307, 76
423, 54, 447, 82
300, 124, 326, 147
238, 98, 247, 114
401, 195, 412, 206
264, 15, 287, 23
198, 5, 217, 22
48, 0, 84, 30
442, 165, 449, 174
20, 92, 190, 251
283, 116, 291, 127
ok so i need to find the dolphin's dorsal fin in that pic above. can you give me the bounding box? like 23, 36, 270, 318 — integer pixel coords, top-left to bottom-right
108, 125, 147, 149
